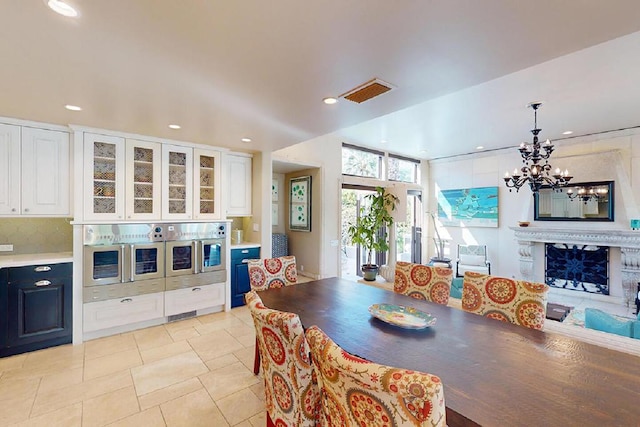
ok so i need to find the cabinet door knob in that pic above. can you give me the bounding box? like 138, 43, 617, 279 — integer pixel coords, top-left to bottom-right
35, 280, 51, 287
24, 208, 29, 212
11, 208, 16, 212
35, 266, 52, 272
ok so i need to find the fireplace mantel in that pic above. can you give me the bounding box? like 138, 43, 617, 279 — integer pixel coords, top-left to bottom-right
509, 227, 640, 249
510, 226, 640, 307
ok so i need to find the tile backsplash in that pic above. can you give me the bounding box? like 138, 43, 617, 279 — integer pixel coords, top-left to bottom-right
0, 218, 73, 254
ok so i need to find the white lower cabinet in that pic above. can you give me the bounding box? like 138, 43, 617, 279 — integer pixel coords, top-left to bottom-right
83, 292, 165, 332
164, 283, 225, 316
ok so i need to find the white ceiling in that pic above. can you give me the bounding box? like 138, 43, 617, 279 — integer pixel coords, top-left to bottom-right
2, 1, 640, 160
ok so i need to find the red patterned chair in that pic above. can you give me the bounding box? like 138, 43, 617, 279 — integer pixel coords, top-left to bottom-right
461, 271, 550, 330
245, 291, 320, 427
248, 255, 298, 374
248, 255, 298, 291
306, 325, 446, 427
394, 261, 453, 305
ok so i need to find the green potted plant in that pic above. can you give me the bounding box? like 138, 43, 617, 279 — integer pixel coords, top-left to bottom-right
347, 187, 398, 281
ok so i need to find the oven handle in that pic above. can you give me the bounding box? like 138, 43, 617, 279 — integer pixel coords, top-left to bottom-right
194, 241, 200, 274
121, 245, 126, 283
130, 244, 135, 282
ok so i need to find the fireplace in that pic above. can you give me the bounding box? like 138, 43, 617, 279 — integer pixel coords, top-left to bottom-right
545, 243, 609, 294
511, 226, 640, 308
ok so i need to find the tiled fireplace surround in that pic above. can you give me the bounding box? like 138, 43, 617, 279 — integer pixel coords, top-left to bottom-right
512, 226, 640, 310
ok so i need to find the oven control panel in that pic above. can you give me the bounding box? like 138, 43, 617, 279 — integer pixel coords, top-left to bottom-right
165, 223, 227, 241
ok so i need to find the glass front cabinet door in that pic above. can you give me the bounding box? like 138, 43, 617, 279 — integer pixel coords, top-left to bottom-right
125, 139, 162, 220
193, 149, 221, 220
83, 133, 126, 220
162, 144, 193, 220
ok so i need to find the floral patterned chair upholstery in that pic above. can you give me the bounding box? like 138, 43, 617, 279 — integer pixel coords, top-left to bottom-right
248, 256, 298, 291
394, 261, 453, 305
306, 325, 446, 427
461, 271, 550, 330
248, 255, 298, 374
245, 291, 320, 427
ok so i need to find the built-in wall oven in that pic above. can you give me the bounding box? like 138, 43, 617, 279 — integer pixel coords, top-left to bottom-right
83, 224, 166, 302
164, 223, 227, 290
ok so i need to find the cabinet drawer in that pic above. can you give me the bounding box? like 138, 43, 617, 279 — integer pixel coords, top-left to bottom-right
164, 283, 225, 316
231, 247, 260, 261
8, 262, 72, 282
165, 270, 225, 291
83, 292, 164, 332
83, 278, 166, 303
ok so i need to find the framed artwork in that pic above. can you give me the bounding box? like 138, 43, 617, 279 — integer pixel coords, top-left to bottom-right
290, 176, 311, 231
272, 179, 279, 202
272, 203, 278, 226
437, 186, 498, 227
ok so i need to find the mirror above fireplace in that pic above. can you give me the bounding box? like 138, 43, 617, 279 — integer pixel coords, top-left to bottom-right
534, 180, 614, 222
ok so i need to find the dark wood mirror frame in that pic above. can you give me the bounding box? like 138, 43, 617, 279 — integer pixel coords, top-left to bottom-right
534, 180, 614, 222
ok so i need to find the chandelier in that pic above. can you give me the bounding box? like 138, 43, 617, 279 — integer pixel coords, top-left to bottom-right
503, 102, 572, 194
567, 186, 608, 204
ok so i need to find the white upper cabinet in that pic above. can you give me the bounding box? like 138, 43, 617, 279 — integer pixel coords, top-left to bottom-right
0, 123, 70, 216
193, 149, 221, 220
21, 127, 70, 215
125, 139, 162, 220
225, 154, 252, 216
0, 123, 21, 215
83, 133, 126, 221
162, 144, 193, 220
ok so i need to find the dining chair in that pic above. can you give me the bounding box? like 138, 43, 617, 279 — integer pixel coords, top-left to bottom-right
247, 255, 298, 374
394, 261, 453, 305
461, 271, 549, 330
306, 325, 446, 427
456, 244, 491, 277
245, 290, 320, 427
248, 255, 298, 291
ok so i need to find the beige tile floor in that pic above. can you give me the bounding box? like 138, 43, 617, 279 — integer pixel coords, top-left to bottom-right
0, 306, 266, 427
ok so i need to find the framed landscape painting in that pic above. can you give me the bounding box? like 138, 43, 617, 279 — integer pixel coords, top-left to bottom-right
290, 176, 311, 231
437, 186, 499, 227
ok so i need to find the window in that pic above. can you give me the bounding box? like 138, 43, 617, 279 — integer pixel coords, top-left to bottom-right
388, 154, 419, 183
341, 144, 383, 179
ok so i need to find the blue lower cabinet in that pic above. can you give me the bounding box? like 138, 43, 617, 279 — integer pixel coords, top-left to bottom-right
231, 247, 260, 307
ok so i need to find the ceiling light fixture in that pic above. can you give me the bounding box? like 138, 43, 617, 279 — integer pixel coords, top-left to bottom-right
241, 137, 252, 143
46, 0, 78, 17
168, 124, 181, 129
323, 97, 338, 105
64, 104, 82, 111
476, 146, 484, 150
562, 130, 573, 135
503, 102, 572, 195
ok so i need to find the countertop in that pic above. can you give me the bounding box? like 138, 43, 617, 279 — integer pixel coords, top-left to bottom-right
231, 242, 261, 250
0, 252, 73, 268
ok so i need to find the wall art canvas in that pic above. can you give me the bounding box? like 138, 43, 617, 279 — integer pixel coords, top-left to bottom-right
272, 179, 279, 202
290, 176, 311, 231
437, 186, 499, 227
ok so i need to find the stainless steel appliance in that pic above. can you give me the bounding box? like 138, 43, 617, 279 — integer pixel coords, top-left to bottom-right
164, 222, 227, 290
82, 223, 166, 302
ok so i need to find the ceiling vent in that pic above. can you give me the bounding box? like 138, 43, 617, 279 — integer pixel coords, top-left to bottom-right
341, 78, 395, 104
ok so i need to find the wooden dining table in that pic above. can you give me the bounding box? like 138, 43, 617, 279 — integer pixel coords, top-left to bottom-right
258, 277, 640, 427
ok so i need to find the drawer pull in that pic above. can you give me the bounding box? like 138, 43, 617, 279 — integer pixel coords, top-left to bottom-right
35, 266, 52, 272
35, 280, 51, 287
192, 287, 202, 292
121, 298, 133, 303
241, 249, 249, 254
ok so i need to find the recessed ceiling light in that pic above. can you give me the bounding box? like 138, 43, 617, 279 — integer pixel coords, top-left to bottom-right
323, 97, 338, 105
46, 0, 78, 17
476, 145, 484, 150
168, 124, 181, 129
562, 131, 573, 135
64, 104, 81, 111
380, 140, 387, 144
420, 150, 428, 154
241, 137, 252, 143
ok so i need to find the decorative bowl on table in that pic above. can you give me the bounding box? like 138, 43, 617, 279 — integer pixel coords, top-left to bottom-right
368, 303, 436, 329
518, 221, 530, 227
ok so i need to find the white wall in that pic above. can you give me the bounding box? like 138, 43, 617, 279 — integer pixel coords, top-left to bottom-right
429, 129, 640, 286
